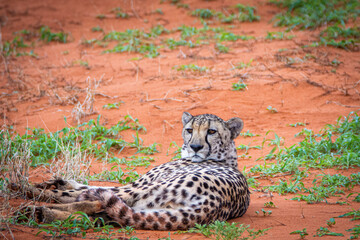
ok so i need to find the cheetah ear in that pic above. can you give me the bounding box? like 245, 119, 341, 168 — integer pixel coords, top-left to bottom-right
225, 117, 243, 139
182, 112, 193, 126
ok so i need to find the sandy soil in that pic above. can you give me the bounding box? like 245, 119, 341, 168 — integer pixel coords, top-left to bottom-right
1, 0, 359, 239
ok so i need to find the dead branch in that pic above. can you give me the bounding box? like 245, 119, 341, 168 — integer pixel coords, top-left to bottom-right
326, 101, 360, 108
142, 91, 187, 103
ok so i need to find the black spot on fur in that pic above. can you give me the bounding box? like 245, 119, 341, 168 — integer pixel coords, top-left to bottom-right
119, 206, 128, 218
170, 216, 177, 223
106, 195, 119, 208
61, 192, 70, 197
182, 218, 189, 225
181, 189, 188, 198
165, 222, 172, 230
203, 176, 210, 181
186, 181, 194, 187
197, 187, 202, 194
96, 188, 106, 194
146, 215, 154, 223
153, 222, 159, 230
192, 176, 199, 181
133, 213, 140, 222
124, 218, 130, 226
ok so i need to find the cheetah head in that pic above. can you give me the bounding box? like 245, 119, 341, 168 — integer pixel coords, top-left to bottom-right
181, 112, 243, 166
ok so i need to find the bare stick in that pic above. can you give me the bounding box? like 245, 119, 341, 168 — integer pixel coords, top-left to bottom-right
326, 101, 360, 108
143, 91, 187, 103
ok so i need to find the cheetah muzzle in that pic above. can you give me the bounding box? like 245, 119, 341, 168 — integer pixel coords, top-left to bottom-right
15, 112, 250, 230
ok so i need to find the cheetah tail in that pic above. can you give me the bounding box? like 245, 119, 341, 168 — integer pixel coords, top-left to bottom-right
91, 190, 212, 230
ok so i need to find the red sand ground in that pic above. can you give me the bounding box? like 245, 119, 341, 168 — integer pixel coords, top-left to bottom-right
1, 0, 359, 239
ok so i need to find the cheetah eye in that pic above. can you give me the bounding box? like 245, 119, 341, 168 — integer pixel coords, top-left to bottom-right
207, 129, 217, 135
186, 128, 193, 134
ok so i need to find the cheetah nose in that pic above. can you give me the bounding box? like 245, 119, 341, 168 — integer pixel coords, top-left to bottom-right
190, 144, 204, 152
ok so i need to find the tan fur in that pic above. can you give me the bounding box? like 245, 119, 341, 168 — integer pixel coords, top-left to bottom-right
16, 113, 250, 230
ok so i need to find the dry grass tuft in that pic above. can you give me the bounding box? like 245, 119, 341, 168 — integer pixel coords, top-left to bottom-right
47, 141, 92, 184
71, 76, 102, 124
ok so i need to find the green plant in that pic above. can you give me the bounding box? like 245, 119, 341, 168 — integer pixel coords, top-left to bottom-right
354, 194, 360, 202
232, 81, 247, 91
0, 115, 151, 167
39, 26, 68, 43
167, 141, 182, 160
192, 9, 215, 19
255, 209, 272, 216
176, 3, 189, 9
181, 220, 269, 240
109, 155, 155, 168
313, 227, 344, 237
239, 130, 259, 138
96, 14, 106, 19
89, 166, 140, 184
36, 211, 106, 238
175, 64, 208, 73
215, 43, 229, 53
266, 106, 278, 113
347, 225, 360, 239
237, 144, 261, 155
111, 7, 129, 18
232, 59, 253, 69
264, 201, 276, 208
1, 36, 33, 57
338, 210, 360, 221
73, 60, 90, 69
265, 31, 295, 40
91, 26, 104, 32
248, 112, 360, 204
319, 25, 360, 49
326, 218, 336, 227
289, 122, 307, 127
271, 0, 359, 30
216, 32, 254, 42
234, 4, 260, 22
103, 101, 124, 109
290, 228, 308, 239
270, 0, 359, 50
266, 177, 304, 195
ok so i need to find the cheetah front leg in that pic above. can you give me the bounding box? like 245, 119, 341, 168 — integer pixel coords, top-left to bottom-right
24, 200, 104, 223
10, 178, 92, 203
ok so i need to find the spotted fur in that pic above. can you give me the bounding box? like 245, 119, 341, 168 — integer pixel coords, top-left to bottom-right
21, 112, 250, 230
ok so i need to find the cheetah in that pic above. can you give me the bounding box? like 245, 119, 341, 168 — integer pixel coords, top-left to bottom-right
19, 112, 250, 230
